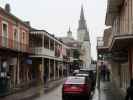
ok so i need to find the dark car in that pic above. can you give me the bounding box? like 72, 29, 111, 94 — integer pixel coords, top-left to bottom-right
62, 76, 90, 100
75, 73, 90, 83
79, 68, 96, 91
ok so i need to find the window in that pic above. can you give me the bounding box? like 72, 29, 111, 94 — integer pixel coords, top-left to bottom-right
2, 21, 8, 37
22, 31, 25, 44
14, 28, 18, 41
13, 27, 19, 48
2, 21, 8, 47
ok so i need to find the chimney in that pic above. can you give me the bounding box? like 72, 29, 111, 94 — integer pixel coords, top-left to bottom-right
5, 3, 11, 13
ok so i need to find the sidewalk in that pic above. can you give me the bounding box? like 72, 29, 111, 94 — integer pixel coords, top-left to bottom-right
0, 78, 63, 100
92, 81, 125, 100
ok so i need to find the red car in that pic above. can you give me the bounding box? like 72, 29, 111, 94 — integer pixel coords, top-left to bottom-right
62, 76, 90, 100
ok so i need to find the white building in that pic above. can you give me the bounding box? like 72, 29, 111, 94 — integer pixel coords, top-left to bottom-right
77, 6, 91, 67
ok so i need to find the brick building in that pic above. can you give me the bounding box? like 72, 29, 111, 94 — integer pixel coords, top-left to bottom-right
0, 4, 31, 92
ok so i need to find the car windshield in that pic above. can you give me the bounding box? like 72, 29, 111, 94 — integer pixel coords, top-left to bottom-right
65, 77, 85, 84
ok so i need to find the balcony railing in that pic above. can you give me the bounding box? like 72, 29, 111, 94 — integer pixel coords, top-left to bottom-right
0, 36, 31, 53
32, 47, 55, 57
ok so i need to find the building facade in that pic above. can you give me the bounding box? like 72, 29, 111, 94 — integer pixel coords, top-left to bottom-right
60, 28, 82, 73
98, 0, 133, 95
30, 29, 70, 83
0, 4, 32, 92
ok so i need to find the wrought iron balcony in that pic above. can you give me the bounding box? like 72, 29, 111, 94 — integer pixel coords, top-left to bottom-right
32, 47, 55, 57
0, 35, 31, 53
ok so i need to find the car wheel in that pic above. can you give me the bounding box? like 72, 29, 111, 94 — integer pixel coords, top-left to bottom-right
62, 94, 66, 100
85, 96, 90, 100
62, 97, 67, 100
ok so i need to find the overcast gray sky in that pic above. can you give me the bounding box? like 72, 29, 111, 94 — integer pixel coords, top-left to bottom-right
0, 0, 107, 60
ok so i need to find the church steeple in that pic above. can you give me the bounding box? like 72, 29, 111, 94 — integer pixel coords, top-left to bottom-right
80, 5, 85, 21
67, 26, 72, 38
84, 31, 90, 41
78, 5, 87, 31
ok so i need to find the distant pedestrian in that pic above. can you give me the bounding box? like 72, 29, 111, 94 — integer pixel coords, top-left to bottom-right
125, 79, 133, 100
100, 62, 107, 81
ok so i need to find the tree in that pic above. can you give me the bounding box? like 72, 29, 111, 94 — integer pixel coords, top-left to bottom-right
73, 49, 80, 59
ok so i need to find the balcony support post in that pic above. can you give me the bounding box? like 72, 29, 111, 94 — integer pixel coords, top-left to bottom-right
17, 54, 20, 85
54, 40, 56, 80
48, 59, 51, 81
49, 38, 51, 50
41, 57, 44, 83
42, 34, 44, 48
54, 60, 56, 80
58, 61, 60, 79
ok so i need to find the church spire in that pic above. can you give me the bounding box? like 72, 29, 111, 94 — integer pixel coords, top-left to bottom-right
67, 26, 72, 38
84, 31, 90, 41
80, 5, 85, 21
78, 5, 87, 31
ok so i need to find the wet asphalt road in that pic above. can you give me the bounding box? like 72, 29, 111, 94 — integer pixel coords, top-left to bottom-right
33, 85, 62, 100
32, 84, 92, 100
30, 81, 124, 100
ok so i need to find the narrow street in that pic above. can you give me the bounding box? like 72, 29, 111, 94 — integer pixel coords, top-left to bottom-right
0, 80, 125, 100
26, 81, 124, 100
0, 0, 132, 100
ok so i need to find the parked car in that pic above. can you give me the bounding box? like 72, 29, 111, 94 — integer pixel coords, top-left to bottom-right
73, 69, 79, 76
79, 68, 96, 91
75, 73, 90, 82
62, 76, 90, 100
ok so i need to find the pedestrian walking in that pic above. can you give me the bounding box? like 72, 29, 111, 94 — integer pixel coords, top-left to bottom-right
125, 79, 133, 100
100, 62, 107, 81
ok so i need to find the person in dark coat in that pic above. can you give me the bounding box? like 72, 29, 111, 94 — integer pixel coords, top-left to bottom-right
100, 62, 107, 81
125, 79, 133, 100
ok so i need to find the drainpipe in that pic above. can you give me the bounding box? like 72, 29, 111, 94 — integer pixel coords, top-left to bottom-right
54, 60, 56, 80
42, 57, 44, 84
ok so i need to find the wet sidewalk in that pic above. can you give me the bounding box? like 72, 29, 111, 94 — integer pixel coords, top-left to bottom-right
0, 79, 63, 100
92, 81, 125, 100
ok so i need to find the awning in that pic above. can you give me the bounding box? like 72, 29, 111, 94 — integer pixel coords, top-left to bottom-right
97, 46, 109, 54
110, 34, 133, 51
111, 50, 128, 63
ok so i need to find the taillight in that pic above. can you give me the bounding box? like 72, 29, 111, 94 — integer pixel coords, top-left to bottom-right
63, 84, 70, 90
80, 84, 90, 93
